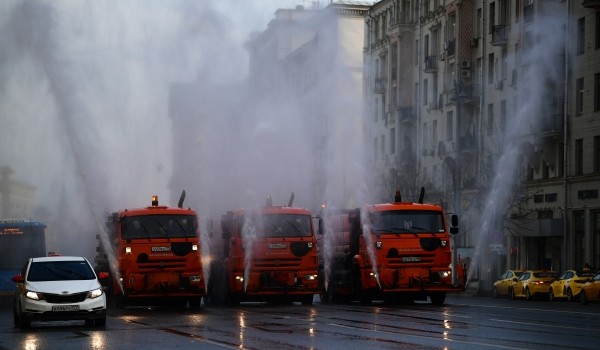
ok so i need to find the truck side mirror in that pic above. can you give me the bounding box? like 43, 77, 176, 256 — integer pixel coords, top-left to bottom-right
318, 218, 324, 235
449, 214, 459, 235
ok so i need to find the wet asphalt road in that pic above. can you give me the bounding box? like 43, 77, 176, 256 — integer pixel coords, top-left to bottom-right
1, 294, 599, 350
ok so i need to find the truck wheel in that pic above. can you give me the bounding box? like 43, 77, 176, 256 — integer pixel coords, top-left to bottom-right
430, 292, 446, 306
300, 295, 314, 305
351, 265, 364, 303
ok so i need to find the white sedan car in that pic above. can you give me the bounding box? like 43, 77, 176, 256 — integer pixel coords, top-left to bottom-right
12, 256, 108, 328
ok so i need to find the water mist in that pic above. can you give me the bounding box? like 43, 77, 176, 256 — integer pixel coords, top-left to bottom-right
468, 4, 566, 284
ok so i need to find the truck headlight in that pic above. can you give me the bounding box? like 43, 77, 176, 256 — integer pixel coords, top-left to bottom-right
439, 271, 451, 278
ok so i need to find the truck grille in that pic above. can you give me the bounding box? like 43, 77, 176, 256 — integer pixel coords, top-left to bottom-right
136, 258, 188, 270
386, 254, 436, 267
253, 257, 302, 268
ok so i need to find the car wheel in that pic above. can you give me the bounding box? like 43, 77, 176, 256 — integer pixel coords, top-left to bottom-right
430, 292, 446, 306
549, 289, 555, 302
13, 305, 30, 329
509, 288, 515, 300
95, 317, 107, 327
566, 288, 573, 302
493, 287, 499, 299
525, 288, 532, 301
580, 291, 588, 305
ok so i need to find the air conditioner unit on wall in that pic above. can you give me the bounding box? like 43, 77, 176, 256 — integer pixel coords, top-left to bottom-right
470, 38, 479, 47
460, 70, 471, 78
461, 60, 471, 69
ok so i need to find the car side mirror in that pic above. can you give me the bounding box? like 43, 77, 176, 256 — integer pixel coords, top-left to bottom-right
12, 275, 24, 283
512, 278, 517, 282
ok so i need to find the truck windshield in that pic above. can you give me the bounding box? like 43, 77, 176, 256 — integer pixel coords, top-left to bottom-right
369, 211, 445, 234
244, 214, 312, 238
121, 215, 197, 240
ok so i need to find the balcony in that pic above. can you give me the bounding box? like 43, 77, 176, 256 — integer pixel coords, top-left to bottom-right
445, 83, 481, 106
396, 107, 416, 124
445, 39, 456, 57
374, 78, 386, 94
582, 0, 600, 8
539, 114, 564, 139
424, 56, 438, 73
491, 25, 508, 46
524, 4, 534, 23
460, 134, 478, 154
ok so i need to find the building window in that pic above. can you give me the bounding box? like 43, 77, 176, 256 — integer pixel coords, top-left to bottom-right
574, 211, 585, 272
487, 103, 494, 136
593, 211, 600, 271
489, 2, 496, 33
447, 111, 454, 141
391, 42, 398, 82
381, 135, 385, 157
433, 120, 438, 151
488, 53, 494, 83
500, 100, 507, 134
423, 79, 428, 105
415, 39, 419, 66
576, 77, 584, 115
575, 138, 583, 175
476, 8, 482, 37
596, 12, 600, 50
558, 142, 564, 177
514, 0, 520, 23
374, 137, 378, 161
577, 17, 585, 55
595, 136, 600, 173
595, 73, 600, 112
390, 128, 396, 155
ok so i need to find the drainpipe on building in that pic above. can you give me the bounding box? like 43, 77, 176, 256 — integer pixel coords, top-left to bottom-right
479, 0, 487, 288
562, 0, 571, 273
417, 0, 423, 179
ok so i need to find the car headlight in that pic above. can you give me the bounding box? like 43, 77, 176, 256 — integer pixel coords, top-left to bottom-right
88, 288, 104, 299
25, 290, 44, 300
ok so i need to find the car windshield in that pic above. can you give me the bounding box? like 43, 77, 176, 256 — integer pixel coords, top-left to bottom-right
533, 272, 556, 278
368, 210, 445, 234
243, 214, 312, 238
27, 260, 96, 281
121, 214, 197, 240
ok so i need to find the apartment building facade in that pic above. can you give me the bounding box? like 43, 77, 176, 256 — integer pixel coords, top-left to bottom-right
364, 0, 600, 290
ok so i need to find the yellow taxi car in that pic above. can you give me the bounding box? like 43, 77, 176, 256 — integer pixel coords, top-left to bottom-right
493, 270, 524, 298
548, 270, 595, 302
509, 270, 557, 300
579, 271, 600, 305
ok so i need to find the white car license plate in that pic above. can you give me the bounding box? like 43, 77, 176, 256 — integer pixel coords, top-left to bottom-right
52, 305, 80, 312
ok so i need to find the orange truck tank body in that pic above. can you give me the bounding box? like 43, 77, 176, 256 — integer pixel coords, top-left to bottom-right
320, 197, 465, 305
95, 194, 206, 307
208, 203, 320, 305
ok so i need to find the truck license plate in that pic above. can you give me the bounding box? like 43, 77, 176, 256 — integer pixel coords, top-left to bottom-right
52, 305, 80, 312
